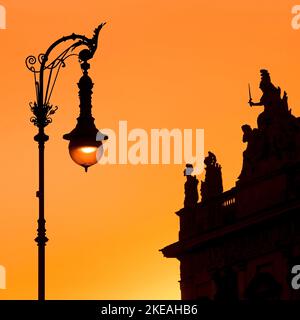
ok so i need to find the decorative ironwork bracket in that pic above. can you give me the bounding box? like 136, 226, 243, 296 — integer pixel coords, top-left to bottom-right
26, 23, 106, 129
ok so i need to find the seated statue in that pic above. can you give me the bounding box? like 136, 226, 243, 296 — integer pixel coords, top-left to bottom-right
249, 69, 284, 129
239, 69, 300, 181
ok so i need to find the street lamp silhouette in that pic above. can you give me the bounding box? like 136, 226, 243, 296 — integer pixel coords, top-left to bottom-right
63, 48, 108, 172
26, 24, 108, 300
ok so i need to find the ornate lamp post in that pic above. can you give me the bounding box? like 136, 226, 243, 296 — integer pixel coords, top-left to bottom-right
26, 24, 107, 300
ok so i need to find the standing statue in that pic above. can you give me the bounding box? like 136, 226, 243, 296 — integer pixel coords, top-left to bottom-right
200, 152, 223, 202
184, 164, 199, 208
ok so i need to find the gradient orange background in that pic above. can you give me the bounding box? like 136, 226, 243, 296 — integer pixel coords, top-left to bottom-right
0, 0, 300, 299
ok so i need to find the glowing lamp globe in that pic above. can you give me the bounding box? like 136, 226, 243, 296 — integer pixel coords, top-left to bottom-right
68, 138, 102, 172
63, 70, 107, 172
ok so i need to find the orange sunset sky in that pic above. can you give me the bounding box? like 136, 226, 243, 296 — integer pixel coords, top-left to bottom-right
1, 0, 300, 299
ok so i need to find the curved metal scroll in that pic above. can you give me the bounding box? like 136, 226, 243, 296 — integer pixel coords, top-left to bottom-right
26, 23, 106, 128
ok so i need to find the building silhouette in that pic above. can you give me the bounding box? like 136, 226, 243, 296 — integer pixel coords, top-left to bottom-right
161, 70, 300, 300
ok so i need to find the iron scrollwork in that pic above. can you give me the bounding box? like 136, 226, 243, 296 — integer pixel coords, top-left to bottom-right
26, 24, 106, 128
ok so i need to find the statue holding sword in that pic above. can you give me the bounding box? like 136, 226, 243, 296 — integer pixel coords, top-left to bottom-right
248, 69, 282, 109
240, 69, 300, 181
247, 69, 289, 130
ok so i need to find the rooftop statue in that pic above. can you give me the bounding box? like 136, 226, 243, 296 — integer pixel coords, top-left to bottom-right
201, 152, 223, 201
184, 164, 199, 208
239, 70, 300, 181
248, 69, 291, 130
